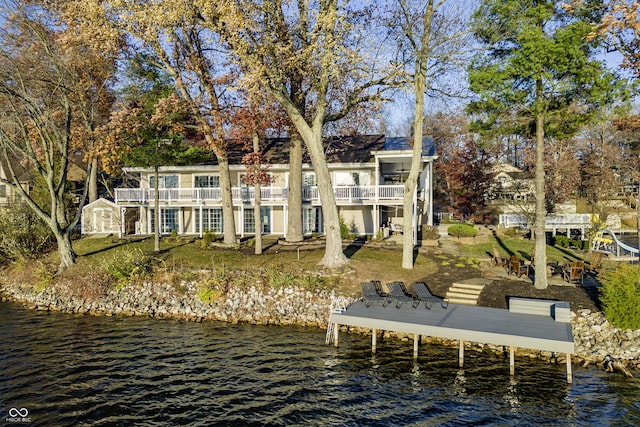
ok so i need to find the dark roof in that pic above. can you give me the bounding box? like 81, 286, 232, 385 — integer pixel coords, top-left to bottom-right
0, 156, 31, 183
201, 134, 435, 166
200, 134, 385, 165
384, 137, 436, 156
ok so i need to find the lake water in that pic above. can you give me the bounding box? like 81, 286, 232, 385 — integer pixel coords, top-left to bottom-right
1, 301, 639, 426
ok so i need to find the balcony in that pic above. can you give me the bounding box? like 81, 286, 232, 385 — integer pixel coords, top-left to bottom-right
115, 185, 406, 205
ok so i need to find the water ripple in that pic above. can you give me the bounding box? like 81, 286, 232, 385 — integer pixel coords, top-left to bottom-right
1, 301, 639, 426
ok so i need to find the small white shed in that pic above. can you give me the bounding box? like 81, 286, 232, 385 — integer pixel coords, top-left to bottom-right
81, 198, 121, 236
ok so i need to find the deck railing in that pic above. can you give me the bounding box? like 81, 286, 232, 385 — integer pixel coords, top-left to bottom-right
499, 213, 593, 229
115, 185, 405, 204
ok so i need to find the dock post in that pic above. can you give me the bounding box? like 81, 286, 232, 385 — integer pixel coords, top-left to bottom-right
459, 340, 464, 367
509, 347, 515, 376
566, 354, 572, 384
372, 328, 377, 354
333, 323, 339, 347
413, 334, 420, 360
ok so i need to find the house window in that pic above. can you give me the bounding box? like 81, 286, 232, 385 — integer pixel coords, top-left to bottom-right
150, 175, 178, 189
334, 171, 370, 186
302, 172, 316, 186
150, 208, 179, 234
0, 185, 6, 198
303, 207, 321, 234
195, 175, 220, 188
195, 208, 223, 233
244, 207, 271, 233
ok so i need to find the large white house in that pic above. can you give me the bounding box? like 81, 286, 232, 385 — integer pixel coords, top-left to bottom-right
81, 135, 437, 243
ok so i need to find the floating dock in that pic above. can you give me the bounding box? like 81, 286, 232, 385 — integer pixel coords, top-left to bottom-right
329, 297, 575, 383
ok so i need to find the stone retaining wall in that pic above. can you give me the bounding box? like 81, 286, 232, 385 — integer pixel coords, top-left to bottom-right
1, 281, 638, 374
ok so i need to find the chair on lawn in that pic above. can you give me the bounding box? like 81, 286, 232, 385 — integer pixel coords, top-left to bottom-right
563, 261, 585, 285
587, 252, 604, 273
411, 282, 448, 309
507, 255, 531, 278
386, 281, 416, 309
360, 281, 390, 308
491, 247, 507, 269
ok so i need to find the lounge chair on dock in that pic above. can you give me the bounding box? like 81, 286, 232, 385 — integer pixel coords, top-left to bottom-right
386, 281, 416, 309
411, 282, 448, 309
361, 281, 390, 307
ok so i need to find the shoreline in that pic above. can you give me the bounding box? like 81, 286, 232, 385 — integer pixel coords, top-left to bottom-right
1, 279, 638, 377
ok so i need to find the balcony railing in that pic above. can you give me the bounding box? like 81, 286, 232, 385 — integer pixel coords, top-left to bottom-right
115, 185, 405, 204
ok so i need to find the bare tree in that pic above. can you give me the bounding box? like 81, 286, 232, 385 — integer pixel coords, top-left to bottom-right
0, 1, 113, 271
208, 0, 392, 268
386, 0, 473, 269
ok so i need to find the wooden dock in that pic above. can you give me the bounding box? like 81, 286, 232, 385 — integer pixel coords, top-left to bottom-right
329, 297, 575, 383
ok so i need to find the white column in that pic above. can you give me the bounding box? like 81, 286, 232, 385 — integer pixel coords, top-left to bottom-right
427, 162, 434, 226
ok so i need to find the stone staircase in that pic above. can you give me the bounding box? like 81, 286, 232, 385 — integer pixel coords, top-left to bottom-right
445, 278, 492, 306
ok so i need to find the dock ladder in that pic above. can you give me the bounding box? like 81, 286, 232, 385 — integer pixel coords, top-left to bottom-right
325, 294, 351, 345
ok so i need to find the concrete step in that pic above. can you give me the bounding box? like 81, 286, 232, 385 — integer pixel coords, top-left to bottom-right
445, 279, 488, 306
446, 291, 479, 300
451, 282, 486, 291
446, 297, 478, 305
447, 287, 482, 296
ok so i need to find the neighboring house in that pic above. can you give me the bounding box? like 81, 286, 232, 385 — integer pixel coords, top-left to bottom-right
0, 151, 88, 208
81, 135, 438, 243
0, 158, 30, 208
486, 163, 534, 203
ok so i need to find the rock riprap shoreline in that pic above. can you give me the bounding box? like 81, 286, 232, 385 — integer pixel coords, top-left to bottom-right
1, 281, 638, 375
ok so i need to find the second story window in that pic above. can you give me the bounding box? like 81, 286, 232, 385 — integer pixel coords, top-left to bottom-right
150, 175, 178, 189
195, 175, 220, 188
302, 172, 316, 186
335, 171, 370, 186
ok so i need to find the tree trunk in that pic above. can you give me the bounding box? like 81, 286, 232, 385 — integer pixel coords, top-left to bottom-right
306, 132, 347, 268
217, 155, 237, 246
533, 108, 548, 289
253, 133, 263, 255
402, 1, 432, 270
54, 228, 76, 272
286, 132, 304, 242
89, 157, 98, 203
154, 165, 160, 253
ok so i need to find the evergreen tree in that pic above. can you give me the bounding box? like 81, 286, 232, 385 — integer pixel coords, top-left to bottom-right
468, 0, 621, 289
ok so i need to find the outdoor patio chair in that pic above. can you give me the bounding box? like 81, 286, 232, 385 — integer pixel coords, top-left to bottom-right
586, 252, 604, 273
507, 255, 531, 278
361, 281, 390, 308
411, 282, 448, 309
563, 261, 585, 285
491, 247, 506, 269
386, 281, 416, 309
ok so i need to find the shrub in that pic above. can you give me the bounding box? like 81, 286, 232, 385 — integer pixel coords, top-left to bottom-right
447, 224, 478, 238
339, 215, 350, 239
201, 230, 216, 249
503, 227, 519, 238
197, 285, 222, 304
600, 263, 640, 330
101, 247, 153, 287
296, 275, 324, 290
263, 267, 296, 288
552, 235, 571, 248
0, 202, 54, 260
